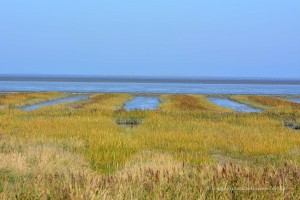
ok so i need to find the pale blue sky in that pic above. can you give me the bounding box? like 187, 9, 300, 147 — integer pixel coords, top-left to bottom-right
0, 0, 299, 77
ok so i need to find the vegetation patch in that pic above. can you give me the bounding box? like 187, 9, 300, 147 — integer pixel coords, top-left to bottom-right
115, 117, 142, 126
159, 94, 231, 112
231, 95, 300, 112
284, 120, 300, 130
0, 92, 65, 108
83, 93, 132, 111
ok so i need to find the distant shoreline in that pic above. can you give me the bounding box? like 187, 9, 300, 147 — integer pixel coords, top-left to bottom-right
0, 75, 300, 85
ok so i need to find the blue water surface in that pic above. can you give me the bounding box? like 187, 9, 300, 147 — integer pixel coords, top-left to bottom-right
208, 97, 261, 112
288, 98, 300, 103
124, 96, 160, 110
22, 95, 89, 110
0, 81, 300, 95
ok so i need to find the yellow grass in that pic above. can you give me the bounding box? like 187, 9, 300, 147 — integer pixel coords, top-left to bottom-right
159, 94, 232, 112
230, 95, 300, 112
0, 93, 300, 199
0, 92, 65, 108
38, 93, 132, 111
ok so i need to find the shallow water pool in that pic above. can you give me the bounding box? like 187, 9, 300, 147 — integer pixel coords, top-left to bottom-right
288, 98, 300, 103
208, 97, 261, 112
124, 96, 160, 110
21, 95, 89, 110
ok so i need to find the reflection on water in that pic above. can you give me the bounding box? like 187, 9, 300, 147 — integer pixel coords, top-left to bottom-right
208, 97, 261, 112
21, 95, 89, 110
124, 96, 160, 110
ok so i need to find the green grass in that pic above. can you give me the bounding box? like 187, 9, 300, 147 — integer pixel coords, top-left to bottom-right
0, 92, 300, 199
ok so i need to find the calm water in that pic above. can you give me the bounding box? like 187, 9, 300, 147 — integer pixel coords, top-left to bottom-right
0, 81, 300, 95
124, 96, 160, 110
289, 98, 300, 103
22, 95, 89, 110
208, 97, 261, 112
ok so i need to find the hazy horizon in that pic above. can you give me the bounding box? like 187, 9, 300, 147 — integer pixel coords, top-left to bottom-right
1, 73, 300, 80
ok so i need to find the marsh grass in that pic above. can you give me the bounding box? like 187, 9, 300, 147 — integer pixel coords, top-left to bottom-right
0, 93, 300, 199
0, 144, 299, 199
231, 95, 300, 113
0, 92, 65, 109
159, 94, 232, 113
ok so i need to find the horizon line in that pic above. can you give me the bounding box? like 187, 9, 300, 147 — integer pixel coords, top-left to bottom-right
0, 74, 300, 85
0, 73, 300, 80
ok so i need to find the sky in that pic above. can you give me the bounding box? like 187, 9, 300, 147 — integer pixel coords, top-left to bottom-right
0, 0, 299, 78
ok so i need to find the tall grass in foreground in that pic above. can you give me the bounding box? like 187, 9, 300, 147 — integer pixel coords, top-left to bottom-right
0, 143, 299, 199
0, 93, 300, 199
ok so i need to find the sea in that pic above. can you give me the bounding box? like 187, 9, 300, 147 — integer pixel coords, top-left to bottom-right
0, 75, 299, 95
